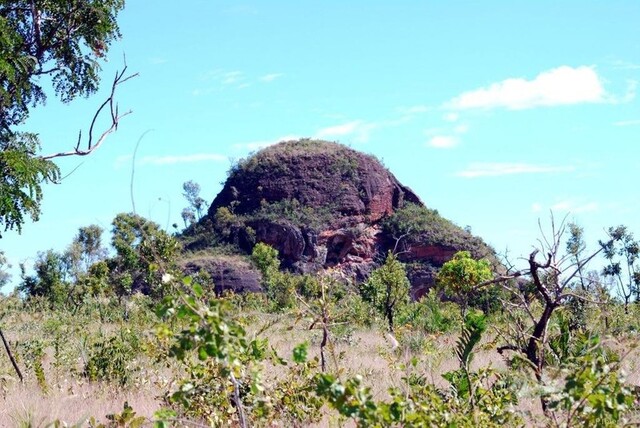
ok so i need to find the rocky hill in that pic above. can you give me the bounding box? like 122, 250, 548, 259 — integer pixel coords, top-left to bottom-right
182, 139, 495, 298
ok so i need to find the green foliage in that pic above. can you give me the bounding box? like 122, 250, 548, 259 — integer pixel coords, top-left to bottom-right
251, 242, 280, 277
19, 339, 48, 393
228, 139, 373, 179
84, 329, 140, 386
63, 224, 106, 281
382, 203, 492, 257
18, 249, 68, 307
109, 213, 179, 297
546, 335, 638, 427
248, 198, 335, 230
437, 250, 494, 315
601, 225, 640, 308
359, 251, 410, 332
212, 206, 240, 239
156, 278, 269, 425
90, 402, 147, 428
251, 242, 306, 310
396, 289, 457, 334
182, 180, 208, 225
0, 0, 124, 234
0, 0, 124, 127
0, 133, 60, 235
0, 250, 10, 288
316, 363, 521, 427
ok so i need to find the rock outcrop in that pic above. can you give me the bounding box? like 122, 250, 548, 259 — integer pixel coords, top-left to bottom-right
186, 139, 495, 296
181, 255, 262, 295
209, 139, 421, 223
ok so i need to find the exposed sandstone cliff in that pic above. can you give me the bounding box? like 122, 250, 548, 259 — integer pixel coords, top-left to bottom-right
184, 139, 495, 295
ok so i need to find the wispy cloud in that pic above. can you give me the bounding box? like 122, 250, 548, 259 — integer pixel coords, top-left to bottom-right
139, 154, 227, 166
221, 71, 244, 85
609, 59, 640, 70
428, 135, 458, 148
260, 73, 284, 82
457, 162, 575, 178
114, 154, 133, 169
315, 120, 377, 143
614, 119, 640, 127
397, 105, 429, 115
426, 121, 468, 149
443, 112, 459, 122
194, 69, 286, 95
232, 135, 301, 151
317, 121, 363, 137
533, 199, 598, 214
149, 57, 169, 65
550, 199, 599, 213
446, 66, 606, 110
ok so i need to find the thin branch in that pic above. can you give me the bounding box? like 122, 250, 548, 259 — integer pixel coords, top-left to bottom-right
41, 66, 138, 160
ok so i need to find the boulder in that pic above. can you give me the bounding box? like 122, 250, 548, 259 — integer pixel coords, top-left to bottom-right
181, 255, 262, 295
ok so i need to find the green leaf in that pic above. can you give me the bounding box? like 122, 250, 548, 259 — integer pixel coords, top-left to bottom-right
293, 341, 309, 364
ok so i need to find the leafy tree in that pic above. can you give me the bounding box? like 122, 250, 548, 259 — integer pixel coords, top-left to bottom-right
180, 207, 196, 228
0, 133, 60, 236
600, 225, 640, 313
359, 251, 410, 332
251, 242, 297, 309
182, 180, 208, 222
436, 250, 493, 318
566, 222, 587, 291
18, 249, 67, 306
0, 0, 131, 236
0, 250, 10, 289
108, 213, 179, 297
63, 224, 106, 280
251, 242, 280, 278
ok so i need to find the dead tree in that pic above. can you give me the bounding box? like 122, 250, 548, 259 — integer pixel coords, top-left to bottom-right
494, 215, 615, 413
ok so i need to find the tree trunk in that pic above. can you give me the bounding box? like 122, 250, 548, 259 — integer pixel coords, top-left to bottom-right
526, 301, 556, 414
0, 327, 23, 382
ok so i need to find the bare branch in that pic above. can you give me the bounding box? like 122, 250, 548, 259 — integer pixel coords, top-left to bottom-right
41, 66, 138, 160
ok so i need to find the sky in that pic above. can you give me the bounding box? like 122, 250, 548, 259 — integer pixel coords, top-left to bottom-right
2, 1, 639, 290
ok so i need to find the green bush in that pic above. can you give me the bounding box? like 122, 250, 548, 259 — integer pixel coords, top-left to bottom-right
85, 328, 140, 386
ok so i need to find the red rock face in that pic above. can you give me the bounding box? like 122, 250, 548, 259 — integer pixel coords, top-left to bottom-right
401, 245, 459, 266
209, 140, 422, 221
197, 140, 494, 296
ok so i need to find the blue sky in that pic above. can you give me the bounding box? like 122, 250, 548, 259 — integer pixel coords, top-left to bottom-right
2, 1, 639, 289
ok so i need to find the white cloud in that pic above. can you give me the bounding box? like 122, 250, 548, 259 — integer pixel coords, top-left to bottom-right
260, 73, 283, 82
428, 135, 458, 148
457, 162, 575, 178
221, 71, 244, 85
316, 121, 363, 137
454, 124, 469, 134
550, 199, 599, 213
398, 105, 429, 115
232, 135, 301, 151
149, 57, 168, 65
614, 119, 640, 127
443, 112, 459, 122
114, 154, 133, 169
139, 154, 227, 166
315, 120, 376, 143
531, 202, 542, 213
447, 66, 606, 110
